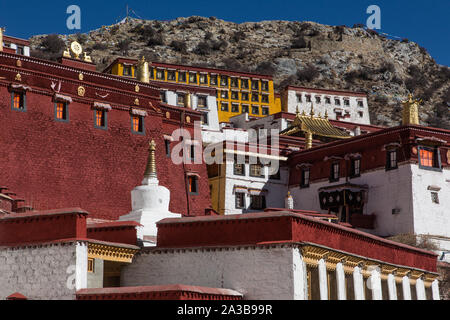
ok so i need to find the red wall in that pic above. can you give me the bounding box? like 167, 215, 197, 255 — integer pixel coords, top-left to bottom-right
87, 222, 139, 246
156, 212, 437, 272
0, 209, 87, 245
0, 54, 211, 220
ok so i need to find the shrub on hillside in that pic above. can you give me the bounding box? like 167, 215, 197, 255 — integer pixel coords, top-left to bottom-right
41, 34, 66, 54
291, 35, 307, 49
195, 41, 212, 55
296, 64, 319, 82
170, 40, 187, 53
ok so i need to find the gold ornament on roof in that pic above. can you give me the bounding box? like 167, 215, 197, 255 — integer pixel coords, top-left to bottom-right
135, 85, 140, 93
83, 52, 92, 63
401, 94, 421, 125
78, 86, 85, 97
70, 41, 83, 59
63, 48, 71, 58
144, 140, 158, 180
79, 73, 84, 81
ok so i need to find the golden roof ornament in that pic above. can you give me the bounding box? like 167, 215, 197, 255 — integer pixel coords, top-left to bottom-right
401, 94, 421, 125
310, 104, 315, 118
63, 48, 71, 58
70, 41, 83, 59
136, 56, 150, 84
83, 52, 92, 63
324, 110, 329, 119
143, 140, 157, 181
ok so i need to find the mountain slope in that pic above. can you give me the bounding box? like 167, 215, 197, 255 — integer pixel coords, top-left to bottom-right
29, 17, 450, 128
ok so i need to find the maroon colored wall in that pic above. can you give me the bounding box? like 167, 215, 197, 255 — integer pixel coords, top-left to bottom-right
0, 209, 87, 246
87, 222, 139, 246
0, 53, 211, 220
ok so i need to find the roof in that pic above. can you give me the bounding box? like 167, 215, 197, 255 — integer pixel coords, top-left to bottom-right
281, 111, 350, 139
76, 285, 243, 300
283, 85, 368, 97
0, 208, 88, 221
3, 35, 30, 46
156, 210, 438, 272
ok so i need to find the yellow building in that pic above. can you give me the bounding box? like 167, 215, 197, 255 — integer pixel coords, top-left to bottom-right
104, 59, 281, 123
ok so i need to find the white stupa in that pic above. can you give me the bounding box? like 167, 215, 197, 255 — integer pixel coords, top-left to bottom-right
120, 140, 181, 246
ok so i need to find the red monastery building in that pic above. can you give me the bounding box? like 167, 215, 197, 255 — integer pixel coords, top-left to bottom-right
0, 50, 211, 219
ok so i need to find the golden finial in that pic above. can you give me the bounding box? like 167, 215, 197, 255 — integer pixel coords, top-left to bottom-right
401, 94, 421, 125
324, 110, 329, 119
310, 104, 315, 118
301, 110, 306, 116
305, 131, 313, 149
296, 106, 300, 116
144, 140, 157, 180
318, 112, 322, 119
137, 56, 150, 83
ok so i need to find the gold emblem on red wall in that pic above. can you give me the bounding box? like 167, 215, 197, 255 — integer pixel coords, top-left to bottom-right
15, 73, 22, 82
79, 73, 84, 81
412, 147, 418, 155
186, 116, 191, 123
16, 60, 22, 67
447, 150, 450, 164
134, 98, 140, 106
166, 112, 170, 119
78, 86, 85, 97
135, 85, 140, 93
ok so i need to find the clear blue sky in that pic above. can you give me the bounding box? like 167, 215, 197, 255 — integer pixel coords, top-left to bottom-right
1, 0, 448, 66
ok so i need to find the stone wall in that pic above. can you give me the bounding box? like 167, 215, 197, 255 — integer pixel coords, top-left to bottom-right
0, 241, 87, 300
121, 245, 296, 300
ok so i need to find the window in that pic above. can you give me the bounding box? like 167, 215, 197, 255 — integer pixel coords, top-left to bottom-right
301, 168, 310, 188
418, 147, 441, 170
167, 70, 176, 81
189, 73, 197, 84
230, 77, 239, 88
241, 92, 249, 101
306, 95, 311, 103
178, 72, 186, 82
149, 68, 155, 79
156, 69, 165, 80
330, 162, 340, 182
250, 195, 266, 210
250, 163, 264, 177
261, 94, 269, 103
358, 100, 364, 107
87, 258, 95, 273
221, 103, 229, 112
431, 192, 439, 204
251, 94, 259, 102
261, 81, 269, 91
242, 105, 249, 113
251, 80, 259, 91
252, 106, 260, 115
344, 99, 350, 106
335, 98, 341, 106
234, 160, 245, 176
197, 96, 207, 108
165, 140, 171, 157
297, 94, 302, 103
11, 92, 26, 111
123, 65, 132, 77
231, 103, 239, 113
325, 97, 331, 104
202, 112, 209, 125
131, 115, 144, 134
188, 176, 198, 195
351, 158, 361, 177
358, 111, 364, 118
235, 192, 246, 209
199, 74, 207, 84
190, 145, 196, 162
94, 109, 107, 129
231, 91, 239, 100
220, 90, 229, 99
177, 94, 185, 107
55, 102, 68, 122
16, 46, 24, 55
386, 149, 398, 170
210, 75, 218, 86
160, 91, 167, 103
241, 79, 249, 89
315, 96, 321, 103
220, 76, 228, 87
262, 106, 269, 116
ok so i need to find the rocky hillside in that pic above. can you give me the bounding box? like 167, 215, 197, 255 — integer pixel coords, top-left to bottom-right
29, 17, 450, 129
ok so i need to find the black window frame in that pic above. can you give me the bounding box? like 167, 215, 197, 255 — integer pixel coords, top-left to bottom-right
329, 162, 340, 182
301, 168, 310, 188
235, 192, 246, 209
167, 70, 176, 81
131, 115, 145, 135
54, 101, 69, 123
123, 65, 132, 77
250, 163, 264, 178
350, 158, 361, 178
386, 149, 398, 171
188, 176, 199, 195
418, 146, 442, 172
250, 195, 266, 210
233, 159, 246, 176
94, 109, 108, 130
242, 105, 249, 113
165, 140, 171, 158
11, 91, 26, 112
261, 106, 269, 116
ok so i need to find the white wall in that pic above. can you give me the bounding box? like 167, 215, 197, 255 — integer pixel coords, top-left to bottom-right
122, 245, 297, 300
0, 242, 87, 300
223, 160, 289, 215
285, 90, 370, 125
